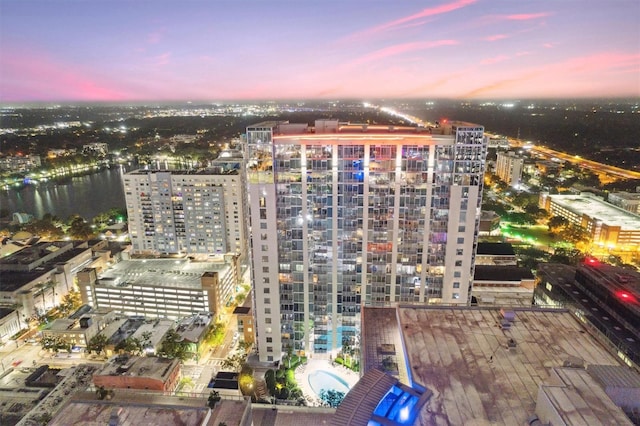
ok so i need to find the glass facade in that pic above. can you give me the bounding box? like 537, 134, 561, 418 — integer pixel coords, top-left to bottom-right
247, 122, 486, 360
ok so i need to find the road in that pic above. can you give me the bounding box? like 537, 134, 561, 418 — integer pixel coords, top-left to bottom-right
504, 136, 640, 181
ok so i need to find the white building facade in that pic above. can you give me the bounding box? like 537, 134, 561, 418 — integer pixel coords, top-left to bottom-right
123, 162, 247, 260
246, 120, 487, 361
495, 151, 524, 188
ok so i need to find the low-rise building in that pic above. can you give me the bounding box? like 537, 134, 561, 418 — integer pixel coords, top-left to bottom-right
233, 292, 254, 346
0, 307, 22, 345
478, 210, 501, 236
0, 241, 94, 322
475, 242, 517, 265
41, 309, 117, 348
472, 265, 535, 306
175, 313, 213, 360
129, 318, 174, 355
93, 355, 181, 392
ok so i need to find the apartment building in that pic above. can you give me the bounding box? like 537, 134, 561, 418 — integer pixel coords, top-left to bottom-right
123, 156, 247, 260
246, 119, 487, 361
495, 151, 524, 188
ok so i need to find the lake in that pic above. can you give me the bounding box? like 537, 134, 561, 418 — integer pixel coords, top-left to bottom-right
1, 165, 130, 221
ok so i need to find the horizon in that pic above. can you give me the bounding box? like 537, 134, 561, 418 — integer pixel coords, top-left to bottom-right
1, 0, 639, 103
2, 96, 639, 109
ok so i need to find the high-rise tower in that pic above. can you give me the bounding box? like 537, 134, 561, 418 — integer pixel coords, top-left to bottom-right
246, 120, 487, 362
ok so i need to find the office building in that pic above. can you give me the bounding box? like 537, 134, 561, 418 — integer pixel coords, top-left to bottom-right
246, 120, 487, 361
495, 151, 524, 188
123, 157, 247, 260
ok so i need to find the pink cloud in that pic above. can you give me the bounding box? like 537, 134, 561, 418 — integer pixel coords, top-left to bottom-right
347, 0, 477, 39
505, 12, 551, 20
349, 40, 459, 66
484, 34, 508, 42
480, 55, 509, 65
543, 42, 556, 48
0, 48, 131, 102
462, 51, 640, 98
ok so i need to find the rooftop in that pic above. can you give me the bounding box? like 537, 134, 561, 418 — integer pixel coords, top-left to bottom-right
49, 393, 211, 426
364, 306, 626, 425
538, 367, 633, 425
473, 265, 535, 282
0, 268, 55, 293
126, 167, 239, 176
175, 313, 212, 343
547, 193, 640, 229
476, 242, 515, 256
96, 355, 179, 381
97, 258, 230, 290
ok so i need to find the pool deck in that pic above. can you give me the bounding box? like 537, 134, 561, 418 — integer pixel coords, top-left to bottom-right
295, 358, 360, 406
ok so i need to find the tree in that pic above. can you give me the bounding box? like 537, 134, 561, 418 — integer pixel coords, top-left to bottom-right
559, 224, 591, 246
239, 364, 255, 396
116, 336, 142, 355
68, 215, 94, 240
319, 389, 345, 408
208, 390, 221, 408
158, 329, 190, 360
548, 215, 568, 233
87, 334, 109, 356
221, 352, 247, 372
41, 336, 69, 353
264, 369, 276, 395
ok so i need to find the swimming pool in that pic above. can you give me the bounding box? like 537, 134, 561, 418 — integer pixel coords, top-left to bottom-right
308, 370, 351, 397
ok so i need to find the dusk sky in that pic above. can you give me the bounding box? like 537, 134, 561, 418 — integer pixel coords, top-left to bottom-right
1, 0, 639, 102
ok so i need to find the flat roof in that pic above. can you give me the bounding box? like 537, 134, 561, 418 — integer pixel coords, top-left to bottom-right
176, 313, 212, 343
548, 193, 640, 229
365, 306, 625, 425
0, 268, 54, 293
539, 367, 633, 425
97, 258, 230, 290
0, 307, 16, 320
474, 265, 535, 281
126, 168, 238, 176
536, 263, 640, 366
49, 394, 211, 426
96, 356, 178, 381
476, 242, 515, 256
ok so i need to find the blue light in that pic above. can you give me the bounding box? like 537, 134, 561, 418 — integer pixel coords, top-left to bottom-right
399, 406, 410, 422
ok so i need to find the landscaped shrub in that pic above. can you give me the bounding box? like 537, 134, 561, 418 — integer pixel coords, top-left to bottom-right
264, 369, 276, 395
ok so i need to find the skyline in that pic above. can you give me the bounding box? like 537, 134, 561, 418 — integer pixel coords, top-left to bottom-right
1, 0, 639, 103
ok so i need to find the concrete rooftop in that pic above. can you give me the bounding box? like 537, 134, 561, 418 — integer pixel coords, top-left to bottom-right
364, 306, 626, 426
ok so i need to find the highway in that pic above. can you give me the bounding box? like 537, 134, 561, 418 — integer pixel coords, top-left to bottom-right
505, 136, 640, 181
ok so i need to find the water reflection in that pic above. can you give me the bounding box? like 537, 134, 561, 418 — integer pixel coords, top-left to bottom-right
0, 166, 130, 221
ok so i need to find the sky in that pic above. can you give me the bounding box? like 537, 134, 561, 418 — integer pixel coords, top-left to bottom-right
1, 0, 639, 102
